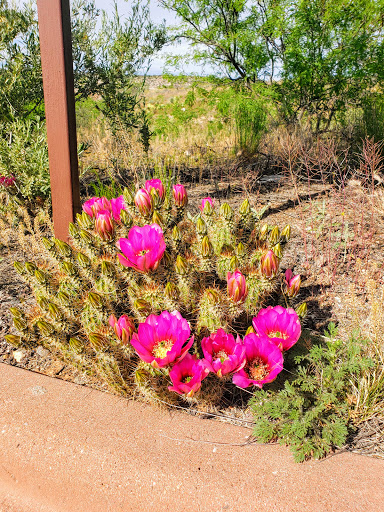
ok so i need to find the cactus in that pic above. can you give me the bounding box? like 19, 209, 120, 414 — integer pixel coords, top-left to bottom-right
8, 182, 300, 403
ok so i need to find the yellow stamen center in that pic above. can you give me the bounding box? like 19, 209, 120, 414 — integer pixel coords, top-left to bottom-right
182, 375, 193, 383
152, 339, 174, 359
247, 357, 269, 381
137, 249, 149, 256
268, 330, 288, 339
214, 350, 229, 363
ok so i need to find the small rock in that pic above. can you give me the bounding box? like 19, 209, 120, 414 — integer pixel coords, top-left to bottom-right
29, 385, 47, 396
13, 349, 26, 363
36, 346, 50, 358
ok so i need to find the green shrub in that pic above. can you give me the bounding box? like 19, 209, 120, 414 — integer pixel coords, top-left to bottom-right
250, 324, 373, 461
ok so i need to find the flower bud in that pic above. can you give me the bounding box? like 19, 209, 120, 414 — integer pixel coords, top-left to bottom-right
200, 197, 215, 213
172, 225, 182, 241
69, 337, 84, 353
135, 188, 153, 217
220, 202, 233, 221
109, 314, 135, 344
37, 297, 50, 310
42, 237, 55, 251
272, 243, 283, 259
10, 307, 24, 318
260, 250, 279, 279
61, 261, 76, 276
25, 262, 37, 275
77, 211, 93, 229
229, 255, 239, 271
165, 282, 179, 299
123, 185, 135, 205
175, 255, 188, 275
173, 184, 188, 207
296, 302, 307, 318
236, 242, 246, 257
36, 320, 55, 336
77, 252, 91, 268
95, 210, 114, 241
48, 303, 63, 321
133, 299, 151, 312
120, 209, 132, 227
13, 317, 27, 331
89, 332, 108, 351
68, 222, 79, 238
196, 217, 207, 236
145, 179, 165, 203
245, 325, 255, 336
152, 210, 164, 227
285, 269, 301, 298
100, 260, 115, 276
259, 224, 269, 240
227, 269, 248, 303
57, 291, 70, 305
79, 229, 95, 245
269, 226, 280, 246
5, 334, 21, 347
280, 224, 291, 243
34, 269, 47, 284
87, 292, 103, 308
54, 239, 72, 258
13, 261, 25, 275
206, 288, 220, 302
239, 198, 251, 217
201, 235, 213, 258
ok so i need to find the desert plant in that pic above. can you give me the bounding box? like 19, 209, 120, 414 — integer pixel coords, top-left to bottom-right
250, 323, 373, 461
6, 179, 303, 405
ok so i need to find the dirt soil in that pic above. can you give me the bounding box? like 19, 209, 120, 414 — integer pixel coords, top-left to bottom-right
1, 175, 383, 455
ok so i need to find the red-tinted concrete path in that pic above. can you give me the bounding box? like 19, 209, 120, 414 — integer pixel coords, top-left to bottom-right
0, 363, 383, 512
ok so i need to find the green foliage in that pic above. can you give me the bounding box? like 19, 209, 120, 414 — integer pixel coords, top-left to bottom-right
89, 174, 124, 199
250, 324, 373, 461
0, 0, 43, 122
0, 119, 50, 201
162, 0, 384, 131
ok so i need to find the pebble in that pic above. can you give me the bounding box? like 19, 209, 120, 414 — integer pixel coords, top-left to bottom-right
36, 346, 50, 358
13, 349, 26, 363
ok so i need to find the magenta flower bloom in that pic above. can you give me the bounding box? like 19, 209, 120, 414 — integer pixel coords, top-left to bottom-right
131, 310, 194, 368
135, 188, 153, 217
145, 179, 165, 202
117, 223, 166, 273
284, 269, 301, 298
0, 175, 15, 187
83, 196, 111, 217
94, 210, 114, 240
252, 305, 301, 351
173, 184, 188, 207
110, 195, 126, 222
200, 197, 215, 212
168, 353, 210, 397
232, 333, 284, 388
260, 250, 279, 279
109, 314, 135, 344
227, 269, 248, 303
201, 329, 246, 377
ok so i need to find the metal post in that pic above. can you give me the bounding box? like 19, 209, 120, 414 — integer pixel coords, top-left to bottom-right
37, 0, 81, 241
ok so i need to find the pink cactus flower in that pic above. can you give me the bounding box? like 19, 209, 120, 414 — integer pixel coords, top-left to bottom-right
201, 329, 246, 377
200, 197, 215, 212
173, 184, 188, 207
227, 269, 248, 303
260, 250, 279, 279
94, 210, 114, 241
232, 333, 284, 388
109, 314, 135, 344
135, 188, 153, 217
168, 353, 210, 397
117, 223, 166, 273
0, 175, 15, 187
110, 195, 126, 222
252, 305, 301, 351
145, 179, 165, 202
83, 196, 111, 217
284, 269, 301, 298
131, 310, 194, 368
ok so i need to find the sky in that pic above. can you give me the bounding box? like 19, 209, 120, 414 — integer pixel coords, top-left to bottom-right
90, 0, 213, 75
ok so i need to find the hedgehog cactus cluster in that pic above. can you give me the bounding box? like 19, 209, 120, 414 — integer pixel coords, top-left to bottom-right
6, 179, 305, 402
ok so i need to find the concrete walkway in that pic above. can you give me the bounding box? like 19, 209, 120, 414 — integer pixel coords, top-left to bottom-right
0, 363, 383, 512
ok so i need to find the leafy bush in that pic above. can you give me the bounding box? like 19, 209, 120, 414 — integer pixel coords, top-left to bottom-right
0, 119, 50, 202
250, 324, 373, 461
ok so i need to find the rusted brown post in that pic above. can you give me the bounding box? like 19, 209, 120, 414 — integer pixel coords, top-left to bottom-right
37, 0, 81, 241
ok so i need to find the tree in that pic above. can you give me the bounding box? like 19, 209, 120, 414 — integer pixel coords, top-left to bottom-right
162, 0, 384, 131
